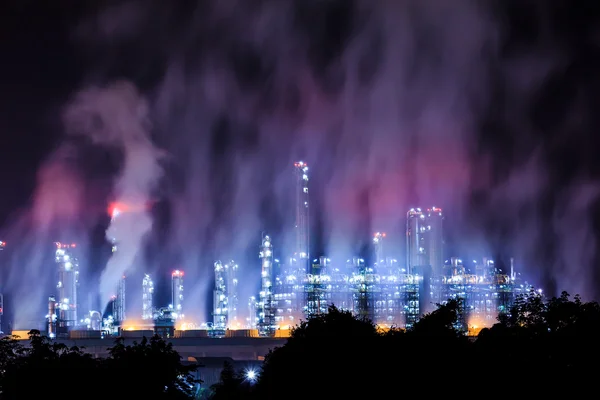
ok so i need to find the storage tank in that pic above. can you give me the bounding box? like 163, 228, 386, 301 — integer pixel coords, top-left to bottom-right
89, 311, 102, 331
11, 330, 32, 341
225, 329, 259, 338
273, 329, 292, 338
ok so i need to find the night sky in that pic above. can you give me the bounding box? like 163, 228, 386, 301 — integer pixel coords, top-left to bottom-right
1, 0, 600, 328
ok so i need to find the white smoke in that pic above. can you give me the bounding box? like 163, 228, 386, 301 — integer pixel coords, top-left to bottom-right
63, 81, 163, 305
4, 145, 86, 329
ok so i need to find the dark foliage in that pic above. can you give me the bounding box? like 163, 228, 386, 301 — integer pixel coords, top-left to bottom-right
211, 293, 600, 399
476, 290, 600, 395
209, 361, 254, 400
105, 335, 198, 399
0, 331, 198, 400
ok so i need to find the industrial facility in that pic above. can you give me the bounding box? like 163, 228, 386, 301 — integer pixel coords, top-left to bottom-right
22, 160, 532, 340
212, 162, 532, 336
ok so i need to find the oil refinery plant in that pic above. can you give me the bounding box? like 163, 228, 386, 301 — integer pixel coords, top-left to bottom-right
5, 160, 532, 340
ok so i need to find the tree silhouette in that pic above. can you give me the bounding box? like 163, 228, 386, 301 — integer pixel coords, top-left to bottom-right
476, 290, 600, 394
249, 303, 470, 399
1, 330, 99, 400
210, 361, 252, 400
104, 335, 198, 399
0, 332, 198, 400
407, 298, 465, 338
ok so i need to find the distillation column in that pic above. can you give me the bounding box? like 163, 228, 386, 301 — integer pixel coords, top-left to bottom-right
294, 161, 310, 273
142, 274, 154, 320
213, 261, 228, 330
258, 234, 275, 335
55, 242, 79, 328
425, 207, 444, 277
112, 276, 126, 324
406, 209, 426, 274
172, 270, 184, 320
225, 262, 238, 328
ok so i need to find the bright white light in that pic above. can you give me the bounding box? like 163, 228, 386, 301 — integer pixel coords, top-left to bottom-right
245, 368, 258, 382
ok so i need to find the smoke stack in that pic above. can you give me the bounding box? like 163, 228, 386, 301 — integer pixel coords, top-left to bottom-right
510, 257, 515, 281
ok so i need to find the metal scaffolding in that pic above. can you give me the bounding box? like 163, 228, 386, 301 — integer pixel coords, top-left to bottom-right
258, 235, 275, 335
171, 270, 184, 319
142, 274, 154, 320
55, 242, 79, 328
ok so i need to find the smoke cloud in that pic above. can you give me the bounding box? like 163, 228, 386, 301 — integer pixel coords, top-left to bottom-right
2, 145, 86, 329
53, 0, 600, 326
63, 81, 163, 306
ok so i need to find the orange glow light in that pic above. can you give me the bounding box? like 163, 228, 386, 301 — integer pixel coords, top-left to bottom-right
108, 201, 155, 217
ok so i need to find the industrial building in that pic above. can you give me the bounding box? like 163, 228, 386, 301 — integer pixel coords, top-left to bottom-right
172, 269, 184, 320
209, 162, 532, 335
142, 273, 154, 320
35, 160, 531, 339
54, 242, 80, 330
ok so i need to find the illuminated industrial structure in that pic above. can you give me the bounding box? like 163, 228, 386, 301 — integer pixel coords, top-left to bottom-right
171, 270, 184, 319
234, 164, 530, 336
439, 256, 527, 330
213, 260, 239, 330
32, 164, 530, 338
46, 296, 57, 338
258, 235, 275, 335
55, 242, 79, 328
112, 276, 126, 324
248, 296, 257, 329
225, 262, 238, 327
294, 161, 310, 272
142, 274, 154, 320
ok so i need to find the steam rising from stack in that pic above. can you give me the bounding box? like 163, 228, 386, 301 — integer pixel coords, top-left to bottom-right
4, 146, 85, 329
63, 81, 163, 307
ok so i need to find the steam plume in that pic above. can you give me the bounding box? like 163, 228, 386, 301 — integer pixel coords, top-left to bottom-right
3, 146, 85, 328
63, 81, 163, 305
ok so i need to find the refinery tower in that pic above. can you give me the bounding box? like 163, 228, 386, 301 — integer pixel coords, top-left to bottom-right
54, 242, 80, 328
112, 276, 126, 324
142, 274, 154, 320
172, 270, 184, 320
406, 207, 444, 313
294, 161, 310, 273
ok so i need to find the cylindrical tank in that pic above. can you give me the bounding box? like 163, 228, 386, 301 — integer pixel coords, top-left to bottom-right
89, 311, 102, 331
225, 329, 259, 338
273, 329, 292, 338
